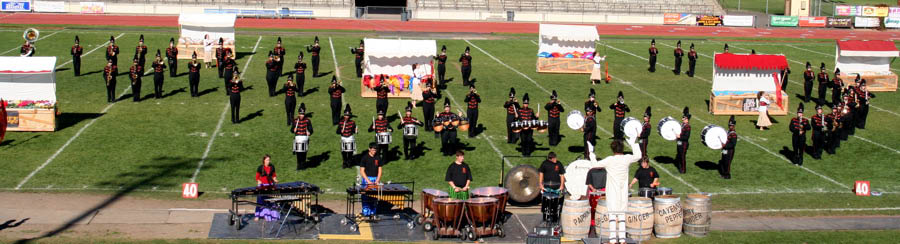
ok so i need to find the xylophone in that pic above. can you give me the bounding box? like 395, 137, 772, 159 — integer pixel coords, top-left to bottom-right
229, 181, 321, 230
343, 182, 416, 231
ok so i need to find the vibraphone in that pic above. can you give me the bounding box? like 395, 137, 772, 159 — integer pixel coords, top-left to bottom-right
229, 181, 321, 230
344, 181, 416, 230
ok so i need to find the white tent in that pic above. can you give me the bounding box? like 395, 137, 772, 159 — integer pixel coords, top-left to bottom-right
364, 38, 436, 76
538, 24, 600, 54
178, 13, 236, 46
0, 56, 57, 101
835, 40, 900, 74
712, 53, 788, 95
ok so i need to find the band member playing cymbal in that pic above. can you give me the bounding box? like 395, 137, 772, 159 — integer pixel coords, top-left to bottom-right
329, 76, 345, 125
129, 57, 143, 102
464, 85, 481, 138
283, 76, 299, 126
437, 98, 461, 156
545, 90, 564, 146
106, 36, 120, 66
293, 104, 313, 170
719, 116, 737, 179
151, 50, 167, 99
71, 36, 83, 76
639, 107, 652, 159
445, 150, 472, 200
103, 59, 118, 103
609, 91, 631, 140
337, 105, 357, 168
519, 93, 537, 157
188, 52, 201, 97
369, 110, 392, 162
400, 102, 424, 160
675, 107, 691, 173
789, 104, 811, 165
166, 38, 178, 77
504, 88, 520, 144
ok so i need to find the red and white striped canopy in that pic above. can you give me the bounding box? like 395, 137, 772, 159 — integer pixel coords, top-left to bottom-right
714, 53, 788, 70
837, 40, 900, 57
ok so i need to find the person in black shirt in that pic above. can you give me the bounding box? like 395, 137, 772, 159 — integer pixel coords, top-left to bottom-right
583, 107, 596, 159
648, 39, 658, 73
464, 85, 481, 138
538, 152, 566, 193
459, 47, 473, 86
518, 93, 537, 156
609, 91, 630, 140
503, 88, 520, 143
306, 36, 322, 77
328, 76, 345, 125
359, 143, 382, 216
673, 40, 683, 75
629, 157, 659, 189
675, 107, 691, 173
434, 45, 448, 86
586, 168, 607, 193
445, 151, 472, 200
638, 106, 652, 159
545, 90, 564, 146
71, 36, 83, 76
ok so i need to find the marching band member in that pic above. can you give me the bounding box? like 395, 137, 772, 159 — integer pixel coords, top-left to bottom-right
265, 51, 279, 97
609, 91, 631, 140
106, 36, 119, 66
519, 93, 537, 157
20, 40, 34, 57
438, 98, 461, 155
103, 59, 118, 103
781, 67, 791, 91
292, 103, 313, 170
166, 38, 178, 77
638, 107, 652, 159
351, 40, 364, 78
215, 38, 231, 77
337, 105, 357, 168
686, 43, 697, 77
306, 36, 321, 77
811, 104, 827, 159
422, 83, 437, 132
187, 52, 201, 97
673, 40, 683, 75
826, 103, 841, 154
856, 79, 874, 129
223, 53, 237, 95
400, 102, 424, 160
647, 39, 658, 73
803, 62, 814, 103
817, 63, 830, 105
434, 45, 448, 85
369, 110, 393, 162
831, 68, 844, 107
294, 52, 308, 97
129, 57, 143, 102
545, 90, 564, 146
464, 85, 481, 138
135, 35, 148, 71
229, 70, 243, 124
445, 150, 472, 200
723, 43, 729, 53
841, 89, 857, 139
582, 107, 597, 159
585, 88, 600, 118
329, 76, 345, 125
283, 76, 299, 126
254, 155, 278, 222
504, 88, 520, 143
459, 47, 473, 86
789, 104, 811, 165
675, 107, 691, 174
719, 116, 737, 179
273, 37, 286, 77
71, 36, 83, 76
359, 143, 382, 217
375, 77, 390, 115
151, 50, 167, 99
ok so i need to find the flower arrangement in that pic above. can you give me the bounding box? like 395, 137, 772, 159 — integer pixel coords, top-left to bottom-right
538, 51, 595, 60
363, 74, 413, 94
5, 100, 55, 109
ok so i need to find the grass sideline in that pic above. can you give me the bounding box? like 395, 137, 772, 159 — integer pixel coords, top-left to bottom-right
1, 25, 899, 215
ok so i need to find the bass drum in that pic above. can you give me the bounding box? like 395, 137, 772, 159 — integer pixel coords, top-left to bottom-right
701, 125, 728, 150
658, 116, 682, 141
620, 117, 642, 140
504, 164, 541, 203
566, 110, 584, 130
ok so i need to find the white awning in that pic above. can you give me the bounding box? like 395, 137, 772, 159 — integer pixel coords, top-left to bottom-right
178, 13, 236, 28
364, 39, 437, 58
0, 56, 57, 73
0, 56, 57, 101
539, 24, 600, 42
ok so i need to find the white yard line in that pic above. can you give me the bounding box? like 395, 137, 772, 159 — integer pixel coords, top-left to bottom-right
328, 37, 345, 105
530, 40, 538, 45
482, 39, 703, 193
190, 36, 262, 183
0, 28, 65, 56
713, 207, 900, 213
56, 33, 126, 69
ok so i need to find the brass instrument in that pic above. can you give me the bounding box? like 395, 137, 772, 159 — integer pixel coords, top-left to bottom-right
21, 28, 38, 57
106, 68, 113, 86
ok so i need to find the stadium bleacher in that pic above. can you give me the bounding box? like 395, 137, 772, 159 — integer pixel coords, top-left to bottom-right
414, 0, 725, 16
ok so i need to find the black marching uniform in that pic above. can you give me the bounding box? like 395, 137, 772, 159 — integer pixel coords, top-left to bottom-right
292, 106, 313, 170
375, 82, 390, 114
351, 41, 364, 78
265, 52, 280, 97
435, 46, 448, 85
370, 113, 393, 162
166, 40, 178, 77
464, 87, 481, 138
648, 39, 658, 72
438, 99, 460, 155
545, 91, 564, 146
841, 95, 856, 140
856, 83, 874, 129
187, 54, 202, 97
328, 77, 345, 125
789, 104, 811, 165
103, 63, 118, 103
686, 44, 697, 77
294, 53, 308, 97
135, 36, 148, 70
337, 105, 357, 168
519, 94, 536, 157
459, 47, 473, 86
673, 41, 683, 75
222, 57, 236, 95
229, 74, 242, 123
400, 104, 424, 160
129, 61, 144, 102
422, 88, 437, 131
306, 37, 321, 77
610, 91, 631, 140
504, 88, 520, 143
802, 63, 815, 103
284, 78, 299, 126
106, 37, 120, 66
71, 36, 83, 76
585, 88, 600, 118
676, 108, 691, 174
215, 40, 231, 78
273, 38, 286, 76
831, 71, 844, 106
583, 109, 597, 158
781, 68, 791, 91
639, 107, 652, 160
811, 106, 827, 159
20, 43, 34, 57
816, 64, 829, 105
719, 116, 737, 179
151, 55, 166, 99
826, 105, 841, 154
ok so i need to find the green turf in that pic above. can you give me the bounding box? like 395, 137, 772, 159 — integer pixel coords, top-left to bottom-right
718, 0, 895, 16
1, 26, 899, 214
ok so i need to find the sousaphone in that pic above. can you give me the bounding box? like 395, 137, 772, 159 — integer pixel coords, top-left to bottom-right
21, 28, 39, 57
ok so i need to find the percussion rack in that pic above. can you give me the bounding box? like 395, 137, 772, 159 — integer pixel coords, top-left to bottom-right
228, 181, 322, 231
343, 181, 417, 231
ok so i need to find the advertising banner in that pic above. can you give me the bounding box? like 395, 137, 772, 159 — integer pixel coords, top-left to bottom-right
79, 1, 103, 14
827, 17, 852, 28
33, 1, 65, 12
885, 17, 900, 28
1, 0, 31, 12
664, 13, 680, 24
723, 15, 754, 27
696, 15, 723, 26
770, 16, 799, 27
854, 16, 880, 28
890, 7, 900, 18
665, 13, 697, 25
835, 5, 852, 16
799, 16, 827, 27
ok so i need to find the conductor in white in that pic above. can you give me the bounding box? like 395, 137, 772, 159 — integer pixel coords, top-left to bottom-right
572, 139, 640, 243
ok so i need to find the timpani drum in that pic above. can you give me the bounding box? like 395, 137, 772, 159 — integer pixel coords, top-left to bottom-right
376, 132, 392, 145
621, 117, 643, 139
658, 116, 682, 141
421, 188, 449, 231
566, 110, 585, 130
657, 187, 673, 196
464, 197, 503, 239
340, 136, 356, 153
701, 125, 728, 150
433, 198, 466, 240
471, 186, 508, 222
638, 187, 656, 199
293, 135, 309, 153
403, 124, 418, 139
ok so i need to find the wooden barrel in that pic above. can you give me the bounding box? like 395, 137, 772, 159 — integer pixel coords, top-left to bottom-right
560, 199, 591, 240
625, 197, 653, 241
594, 196, 609, 237
683, 193, 711, 237
653, 195, 683, 239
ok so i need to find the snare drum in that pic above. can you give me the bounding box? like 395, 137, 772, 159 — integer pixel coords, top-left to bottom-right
638, 187, 656, 199
376, 132, 392, 145
658, 116, 682, 141
541, 192, 563, 223
293, 135, 309, 153
403, 124, 418, 139
567, 110, 585, 130
621, 117, 643, 139
656, 187, 672, 196
340, 136, 356, 152
701, 125, 728, 150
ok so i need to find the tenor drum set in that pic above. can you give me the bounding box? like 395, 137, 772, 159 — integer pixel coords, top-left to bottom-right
510, 120, 549, 133
292, 135, 309, 153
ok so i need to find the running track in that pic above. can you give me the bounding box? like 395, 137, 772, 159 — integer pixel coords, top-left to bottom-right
2, 13, 900, 40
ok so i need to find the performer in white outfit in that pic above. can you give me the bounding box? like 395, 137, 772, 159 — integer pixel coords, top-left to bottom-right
202, 34, 214, 68
590, 55, 607, 84
756, 91, 772, 130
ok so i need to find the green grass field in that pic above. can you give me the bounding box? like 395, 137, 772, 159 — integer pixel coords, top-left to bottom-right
1, 26, 899, 215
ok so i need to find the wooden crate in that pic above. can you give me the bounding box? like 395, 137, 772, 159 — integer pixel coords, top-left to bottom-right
536, 57, 593, 74
176, 44, 236, 61
838, 73, 897, 92
709, 92, 789, 116
5, 108, 56, 132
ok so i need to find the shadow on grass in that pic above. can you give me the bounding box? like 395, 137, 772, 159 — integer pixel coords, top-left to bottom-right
241, 109, 264, 123
694, 160, 719, 171
15, 156, 226, 244
161, 87, 187, 99
197, 87, 219, 97
56, 113, 103, 131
